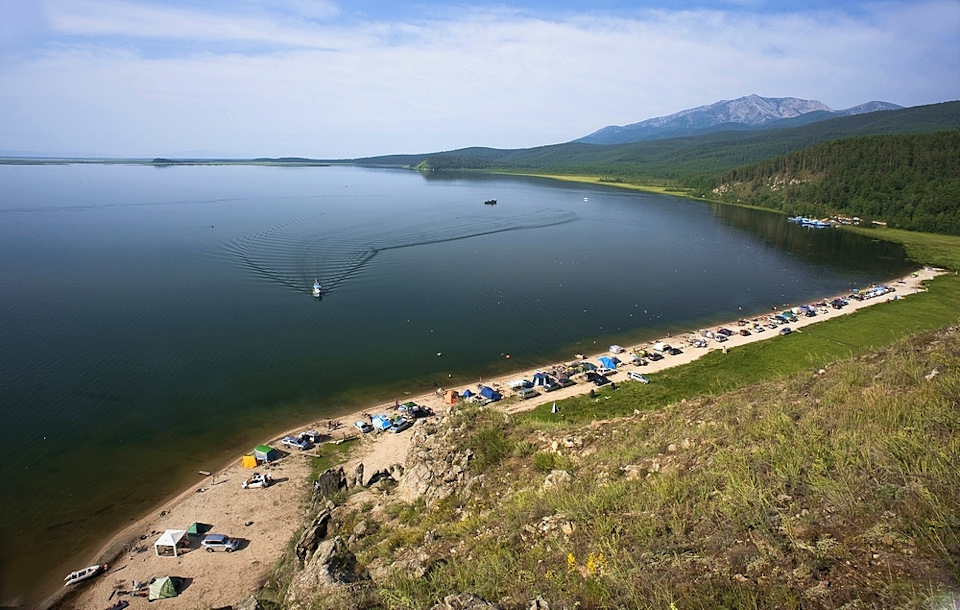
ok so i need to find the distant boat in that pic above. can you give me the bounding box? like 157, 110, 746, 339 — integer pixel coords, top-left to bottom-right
312, 280, 322, 297
64, 563, 106, 586
484, 199, 497, 205
788, 216, 831, 228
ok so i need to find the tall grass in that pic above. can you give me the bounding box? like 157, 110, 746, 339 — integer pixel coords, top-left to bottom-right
353, 325, 959, 609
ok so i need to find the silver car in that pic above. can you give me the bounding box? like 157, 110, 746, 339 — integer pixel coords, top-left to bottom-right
201, 533, 239, 552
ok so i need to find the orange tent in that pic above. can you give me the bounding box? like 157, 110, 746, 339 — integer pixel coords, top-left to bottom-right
240, 454, 257, 469
443, 390, 459, 405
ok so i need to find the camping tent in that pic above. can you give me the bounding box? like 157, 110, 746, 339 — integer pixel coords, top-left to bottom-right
479, 386, 502, 402
240, 454, 257, 469
460, 389, 475, 398
154, 529, 187, 557
148, 576, 179, 601
610, 345, 625, 354
371, 415, 392, 431
598, 356, 617, 369
443, 390, 459, 404
532, 372, 550, 386
253, 445, 279, 463
186, 522, 212, 538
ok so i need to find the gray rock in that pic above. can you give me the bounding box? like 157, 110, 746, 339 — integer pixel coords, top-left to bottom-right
236, 594, 263, 610
295, 509, 331, 565
429, 592, 503, 610
286, 536, 369, 607
314, 467, 347, 500
529, 596, 550, 610
542, 469, 571, 489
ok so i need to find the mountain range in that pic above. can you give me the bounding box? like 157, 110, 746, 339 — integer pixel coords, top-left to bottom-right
576, 94, 903, 145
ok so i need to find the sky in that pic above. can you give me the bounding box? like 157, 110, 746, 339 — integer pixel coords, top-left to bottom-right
0, 0, 957, 158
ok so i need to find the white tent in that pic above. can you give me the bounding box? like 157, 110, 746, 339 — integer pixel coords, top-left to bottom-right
154, 529, 188, 557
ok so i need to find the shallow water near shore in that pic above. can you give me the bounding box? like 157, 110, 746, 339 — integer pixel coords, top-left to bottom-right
0, 163, 913, 603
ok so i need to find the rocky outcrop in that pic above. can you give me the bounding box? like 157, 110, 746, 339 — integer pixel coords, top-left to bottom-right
314, 467, 347, 500
295, 509, 331, 566
285, 536, 368, 608
396, 417, 478, 505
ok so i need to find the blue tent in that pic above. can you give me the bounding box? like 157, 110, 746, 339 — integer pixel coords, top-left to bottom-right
598, 356, 617, 369
371, 415, 392, 431
479, 386, 502, 402
532, 372, 550, 386
460, 389, 475, 398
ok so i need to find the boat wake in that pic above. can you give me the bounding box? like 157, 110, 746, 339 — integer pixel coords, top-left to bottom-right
221, 209, 578, 295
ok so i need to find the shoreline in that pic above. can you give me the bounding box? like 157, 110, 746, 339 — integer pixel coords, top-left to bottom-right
48, 267, 943, 610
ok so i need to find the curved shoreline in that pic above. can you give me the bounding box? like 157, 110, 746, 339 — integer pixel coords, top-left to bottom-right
47, 267, 943, 610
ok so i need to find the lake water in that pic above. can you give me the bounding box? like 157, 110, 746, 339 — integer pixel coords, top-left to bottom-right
0, 163, 913, 602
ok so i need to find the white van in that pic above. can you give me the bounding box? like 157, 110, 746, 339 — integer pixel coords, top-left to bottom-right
627, 371, 650, 384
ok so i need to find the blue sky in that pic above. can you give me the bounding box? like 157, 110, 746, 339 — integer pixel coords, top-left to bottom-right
1, 0, 957, 157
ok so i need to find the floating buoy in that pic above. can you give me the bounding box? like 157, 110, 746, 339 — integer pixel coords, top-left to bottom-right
437, 352, 442, 357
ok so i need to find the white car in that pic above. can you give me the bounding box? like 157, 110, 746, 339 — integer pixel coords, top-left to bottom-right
627, 371, 650, 384
354, 420, 373, 433
281, 435, 309, 451
201, 534, 239, 552
241, 472, 273, 489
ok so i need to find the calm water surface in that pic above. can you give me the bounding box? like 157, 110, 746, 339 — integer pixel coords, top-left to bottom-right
0, 164, 913, 602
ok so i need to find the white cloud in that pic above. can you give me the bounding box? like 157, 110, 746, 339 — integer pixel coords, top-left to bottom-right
1, 0, 957, 157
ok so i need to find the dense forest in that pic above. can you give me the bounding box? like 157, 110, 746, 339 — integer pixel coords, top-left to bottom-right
705, 131, 960, 235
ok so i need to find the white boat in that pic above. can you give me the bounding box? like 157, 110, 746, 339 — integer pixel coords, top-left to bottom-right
64, 563, 106, 586
312, 280, 322, 297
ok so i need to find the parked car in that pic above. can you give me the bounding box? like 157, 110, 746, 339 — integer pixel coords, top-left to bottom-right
518, 387, 539, 400
596, 366, 616, 377
627, 371, 650, 384
739, 329, 751, 336
647, 352, 664, 361
592, 375, 611, 386
558, 377, 576, 388
390, 419, 413, 433
202, 534, 239, 553
354, 420, 373, 434
779, 327, 793, 336
714, 335, 728, 343
542, 382, 561, 393
299, 430, 324, 444
667, 347, 683, 356
241, 472, 273, 489
281, 435, 310, 451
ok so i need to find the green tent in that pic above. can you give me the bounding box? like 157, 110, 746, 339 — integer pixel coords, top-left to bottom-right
253, 445, 279, 462
148, 576, 179, 601
186, 522, 212, 537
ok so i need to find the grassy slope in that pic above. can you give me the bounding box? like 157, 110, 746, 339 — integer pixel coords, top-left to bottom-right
348, 322, 960, 610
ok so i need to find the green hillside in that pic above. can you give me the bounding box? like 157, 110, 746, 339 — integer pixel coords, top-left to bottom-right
354, 101, 960, 183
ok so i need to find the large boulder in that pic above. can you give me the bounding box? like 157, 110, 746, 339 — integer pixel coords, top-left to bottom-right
295, 509, 331, 565
286, 536, 368, 608
314, 467, 347, 500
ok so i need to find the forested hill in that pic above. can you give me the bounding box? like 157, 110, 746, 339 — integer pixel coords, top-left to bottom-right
706, 130, 960, 235
353, 101, 960, 182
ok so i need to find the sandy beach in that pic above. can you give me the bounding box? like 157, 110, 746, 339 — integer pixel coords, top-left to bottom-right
53, 267, 943, 610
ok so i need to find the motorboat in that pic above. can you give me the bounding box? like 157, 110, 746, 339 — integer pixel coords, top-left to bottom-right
484, 199, 497, 205
64, 563, 106, 586
312, 280, 322, 297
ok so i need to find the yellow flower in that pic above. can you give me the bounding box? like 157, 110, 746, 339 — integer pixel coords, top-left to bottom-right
567, 552, 576, 570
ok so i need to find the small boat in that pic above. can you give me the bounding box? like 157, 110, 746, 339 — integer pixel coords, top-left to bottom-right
483, 199, 497, 205
64, 563, 106, 586
312, 280, 322, 297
